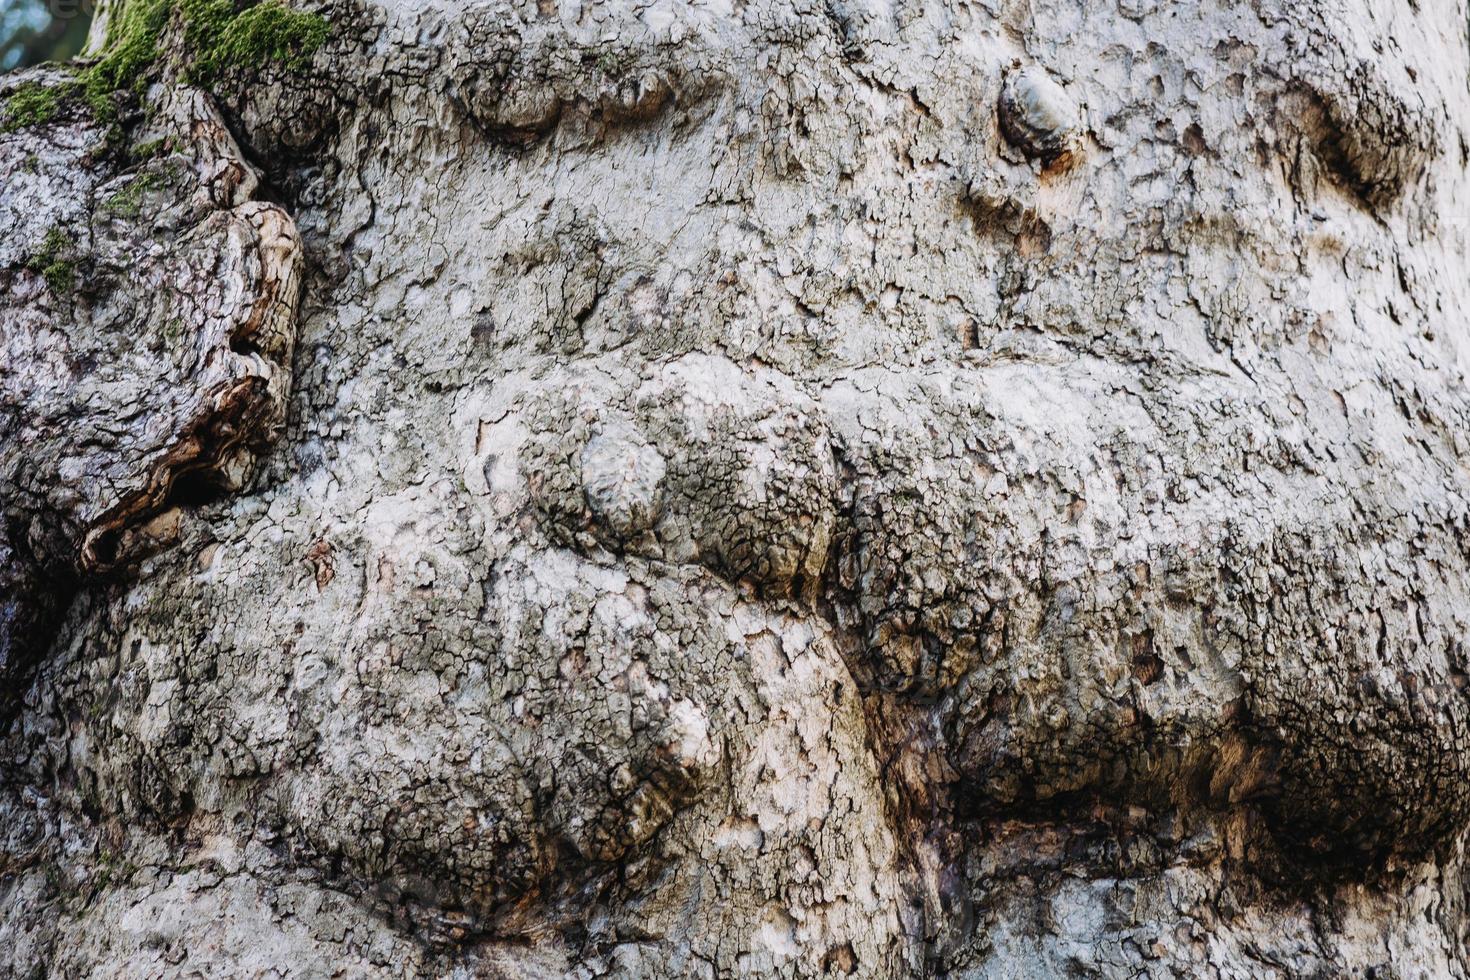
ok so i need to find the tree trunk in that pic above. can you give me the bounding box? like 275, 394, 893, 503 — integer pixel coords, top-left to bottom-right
3, 0, 1470, 976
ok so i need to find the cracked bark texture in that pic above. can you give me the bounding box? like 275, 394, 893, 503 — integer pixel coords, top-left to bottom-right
2, 0, 1470, 977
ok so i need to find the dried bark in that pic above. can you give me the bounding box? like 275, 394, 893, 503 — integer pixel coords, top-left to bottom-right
2, 1, 1470, 977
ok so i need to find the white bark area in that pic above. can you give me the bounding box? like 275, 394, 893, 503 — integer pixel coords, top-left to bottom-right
3, 0, 1470, 977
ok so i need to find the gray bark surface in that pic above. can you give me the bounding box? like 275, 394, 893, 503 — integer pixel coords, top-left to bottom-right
2, 1, 1470, 977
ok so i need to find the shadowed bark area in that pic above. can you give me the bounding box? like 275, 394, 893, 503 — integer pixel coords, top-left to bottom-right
2, 1, 1470, 977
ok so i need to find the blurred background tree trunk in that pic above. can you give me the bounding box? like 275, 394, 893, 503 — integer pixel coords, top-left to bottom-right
0, 0, 93, 72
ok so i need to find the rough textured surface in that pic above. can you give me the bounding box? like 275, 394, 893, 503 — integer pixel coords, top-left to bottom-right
2, 0, 1470, 977
0, 68, 301, 717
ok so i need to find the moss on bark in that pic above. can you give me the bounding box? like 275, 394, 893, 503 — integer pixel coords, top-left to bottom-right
0, 0, 328, 132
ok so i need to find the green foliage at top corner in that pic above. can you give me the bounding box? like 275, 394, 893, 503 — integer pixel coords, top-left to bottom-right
102, 0, 333, 94
1, 0, 330, 134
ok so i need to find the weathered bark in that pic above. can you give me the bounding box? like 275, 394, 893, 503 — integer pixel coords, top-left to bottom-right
2, 0, 1470, 976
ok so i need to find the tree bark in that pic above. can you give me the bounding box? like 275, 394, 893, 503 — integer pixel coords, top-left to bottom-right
3, 1, 1470, 976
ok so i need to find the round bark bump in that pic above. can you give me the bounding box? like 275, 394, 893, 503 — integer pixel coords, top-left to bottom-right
581, 423, 667, 542
998, 65, 1083, 164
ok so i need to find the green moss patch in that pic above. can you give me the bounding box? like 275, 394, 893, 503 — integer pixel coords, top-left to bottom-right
1, 1, 329, 133
102, 169, 167, 218
27, 228, 78, 295
129, 136, 169, 161
0, 83, 68, 133
182, 0, 331, 82
88, 0, 177, 111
